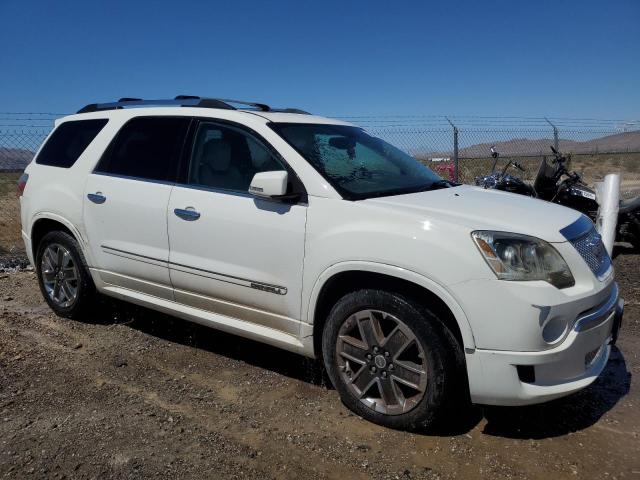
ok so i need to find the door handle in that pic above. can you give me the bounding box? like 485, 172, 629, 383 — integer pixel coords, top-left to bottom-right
87, 192, 106, 204
174, 208, 201, 221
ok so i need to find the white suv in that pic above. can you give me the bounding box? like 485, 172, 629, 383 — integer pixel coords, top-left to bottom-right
19, 96, 623, 430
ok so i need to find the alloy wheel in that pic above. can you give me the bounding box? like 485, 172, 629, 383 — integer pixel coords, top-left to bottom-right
40, 243, 79, 308
336, 309, 428, 415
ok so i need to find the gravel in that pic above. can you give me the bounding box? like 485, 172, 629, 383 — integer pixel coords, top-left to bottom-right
0, 250, 639, 479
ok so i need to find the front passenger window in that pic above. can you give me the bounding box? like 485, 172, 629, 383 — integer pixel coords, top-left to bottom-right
188, 122, 285, 192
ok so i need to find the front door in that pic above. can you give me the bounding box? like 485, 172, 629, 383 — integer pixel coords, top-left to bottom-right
167, 120, 307, 335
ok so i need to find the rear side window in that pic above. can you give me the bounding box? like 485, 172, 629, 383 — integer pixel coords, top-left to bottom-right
95, 117, 190, 182
36, 119, 108, 168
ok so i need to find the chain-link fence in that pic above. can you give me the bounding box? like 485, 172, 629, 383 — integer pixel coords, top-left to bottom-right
1, 114, 639, 266
350, 116, 640, 199
0, 113, 55, 266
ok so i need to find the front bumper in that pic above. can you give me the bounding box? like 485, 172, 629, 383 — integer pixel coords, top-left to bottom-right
467, 283, 623, 406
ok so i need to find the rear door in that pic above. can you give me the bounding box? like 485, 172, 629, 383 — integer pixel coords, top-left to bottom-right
83, 116, 190, 299
166, 120, 307, 334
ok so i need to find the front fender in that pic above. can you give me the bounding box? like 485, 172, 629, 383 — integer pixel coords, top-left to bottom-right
305, 260, 476, 350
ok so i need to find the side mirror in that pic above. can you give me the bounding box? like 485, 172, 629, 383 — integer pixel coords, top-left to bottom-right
249, 171, 288, 198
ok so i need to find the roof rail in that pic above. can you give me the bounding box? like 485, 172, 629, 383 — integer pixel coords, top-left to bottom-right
76, 96, 309, 114
274, 108, 311, 114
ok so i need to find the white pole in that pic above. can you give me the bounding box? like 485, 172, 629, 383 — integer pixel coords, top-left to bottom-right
595, 173, 620, 256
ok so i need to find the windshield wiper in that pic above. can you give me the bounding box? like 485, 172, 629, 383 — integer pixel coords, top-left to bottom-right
358, 180, 456, 200
426, 179, 454, 189
404, 179, 455, 194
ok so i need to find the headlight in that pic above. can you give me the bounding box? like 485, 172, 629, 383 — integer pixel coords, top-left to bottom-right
471, 231, 575, 289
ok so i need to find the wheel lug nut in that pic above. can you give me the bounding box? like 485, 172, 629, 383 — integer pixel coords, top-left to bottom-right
388, 364, 394, 370
382, 371, 387, 378
373, 346, 379, 353
384, 351, 390, 357
370, 366, 377, 373
366, 354, 372, 360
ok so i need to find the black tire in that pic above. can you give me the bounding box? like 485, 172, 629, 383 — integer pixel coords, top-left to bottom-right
322, 289, 464, 431
35, 230, 97, 319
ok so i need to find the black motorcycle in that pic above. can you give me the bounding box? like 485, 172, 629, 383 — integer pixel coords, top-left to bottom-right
475, 146, 640, 248
475, 146, 535, 196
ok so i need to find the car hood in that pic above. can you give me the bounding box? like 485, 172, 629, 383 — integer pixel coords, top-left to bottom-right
362, 185, 583, 243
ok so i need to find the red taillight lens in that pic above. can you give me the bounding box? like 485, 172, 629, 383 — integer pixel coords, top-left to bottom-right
17, 173, 29, 197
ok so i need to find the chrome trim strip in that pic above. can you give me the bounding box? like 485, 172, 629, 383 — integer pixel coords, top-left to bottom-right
559, 215, 594, 241
91, 171, 177, 187
101, 245, 287, 295
101, 245, 167, 265
170, 261, 288, 295
173, 182, 257, 200
574, 283, 619, 332
169, 265, 252, 290
172, 182, 309, 207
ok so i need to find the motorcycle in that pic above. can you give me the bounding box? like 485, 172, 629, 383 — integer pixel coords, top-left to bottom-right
475, 146, 640, 249
475, 146, 535, 196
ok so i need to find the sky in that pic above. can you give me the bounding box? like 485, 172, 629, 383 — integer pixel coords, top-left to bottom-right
0, 0, 638, 119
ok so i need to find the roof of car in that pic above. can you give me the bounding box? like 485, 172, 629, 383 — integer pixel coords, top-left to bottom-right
68, 96, 355, 127
59, 107, 355, 128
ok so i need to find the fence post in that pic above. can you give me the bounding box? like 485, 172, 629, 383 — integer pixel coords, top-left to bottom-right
545, 117, 559, 150
446, 117, 459, 182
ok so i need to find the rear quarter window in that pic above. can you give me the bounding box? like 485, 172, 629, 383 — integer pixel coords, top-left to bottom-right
36, 119, 108, 168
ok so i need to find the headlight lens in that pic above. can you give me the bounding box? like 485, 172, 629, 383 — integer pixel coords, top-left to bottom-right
471, 231, 575, 289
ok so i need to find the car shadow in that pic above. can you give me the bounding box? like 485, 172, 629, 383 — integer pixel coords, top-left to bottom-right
91, 297, 330, 387
89, 298, 631, 439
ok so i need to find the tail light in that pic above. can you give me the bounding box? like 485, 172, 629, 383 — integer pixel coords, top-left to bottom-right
17, 173, 29, 197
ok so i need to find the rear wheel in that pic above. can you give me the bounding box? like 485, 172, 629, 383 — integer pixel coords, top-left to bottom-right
36, 230, 97, 319
322, 289, 463, 430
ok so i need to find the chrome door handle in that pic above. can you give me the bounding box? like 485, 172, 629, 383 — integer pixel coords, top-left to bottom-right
87, 192, 106, 204
174, 208, 201, 221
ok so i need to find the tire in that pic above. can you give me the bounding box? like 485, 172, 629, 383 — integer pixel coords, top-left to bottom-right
35, 230, 97, 319
322, 289, 464, 431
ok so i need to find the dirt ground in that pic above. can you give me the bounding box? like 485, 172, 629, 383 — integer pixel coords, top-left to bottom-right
0, 251, 638, 480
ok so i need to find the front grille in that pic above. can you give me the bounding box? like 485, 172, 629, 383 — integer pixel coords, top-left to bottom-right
570, 228, 611, 279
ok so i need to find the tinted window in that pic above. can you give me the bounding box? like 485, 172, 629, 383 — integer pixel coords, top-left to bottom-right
96, 117, 190, 181
187, 122, 285, 192
36, 119, 108, 168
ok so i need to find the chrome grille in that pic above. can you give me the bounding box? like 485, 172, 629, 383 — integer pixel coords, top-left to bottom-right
570, 228, 611, 279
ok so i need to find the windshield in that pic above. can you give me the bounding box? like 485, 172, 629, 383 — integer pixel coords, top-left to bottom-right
270, 123, 449, 200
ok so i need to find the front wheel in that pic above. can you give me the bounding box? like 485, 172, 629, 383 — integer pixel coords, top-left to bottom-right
322, 289, 464, 430
35, 230, 98, 319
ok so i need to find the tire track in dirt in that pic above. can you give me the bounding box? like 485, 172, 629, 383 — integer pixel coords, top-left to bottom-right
1, 265, 639, 479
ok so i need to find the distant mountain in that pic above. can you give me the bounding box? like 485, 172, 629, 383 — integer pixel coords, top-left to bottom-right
577, 130, 640, 152
458, 130, 640, 158
0, 148, 34, 171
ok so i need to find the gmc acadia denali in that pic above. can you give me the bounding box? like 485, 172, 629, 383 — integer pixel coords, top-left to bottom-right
18, 96, 624, 430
